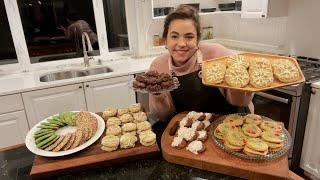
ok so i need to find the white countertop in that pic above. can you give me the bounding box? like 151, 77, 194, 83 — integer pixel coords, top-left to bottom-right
0, 57, 154, 96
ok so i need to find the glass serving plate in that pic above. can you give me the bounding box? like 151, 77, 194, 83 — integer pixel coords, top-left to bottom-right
129, 77, 180, 94
210, 113, 291, 161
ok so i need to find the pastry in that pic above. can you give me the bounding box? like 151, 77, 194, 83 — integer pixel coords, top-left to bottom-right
244, 114, 262, 125
139, 130, 156, 146
101, 135, 120, 152
106, 117, 122, 127
197, 130, 208, 142
120, 134, 138, 149
223, 114, 244, 126
186, 140, 206, 154
243, 138, 268, 156
106, 125, 122, 136
260, 121, 282, 132
129, 103, 141, 113
136, 121, 152, 134
214, 123, 237, 140
226, 55, 250, 69
225, 66, 250, 88
133, 112, 148, 123
272, 59, 300, 83
179, 117, 193, 128
191, 121, 205, 131
242, 123, 262, 138
117, 108, 129, 116
103, 107, 117, 119
249, 68, 274, 88
171, 136, 187, 149
122, 123, 137, 135
119, 113, 133, 124
203, 62, 226, 84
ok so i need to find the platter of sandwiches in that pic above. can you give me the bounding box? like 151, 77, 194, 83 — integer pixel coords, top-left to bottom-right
212, 113, 291, 160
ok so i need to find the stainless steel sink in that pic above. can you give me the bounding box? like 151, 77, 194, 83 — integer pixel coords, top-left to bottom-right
40, 66, 113, 82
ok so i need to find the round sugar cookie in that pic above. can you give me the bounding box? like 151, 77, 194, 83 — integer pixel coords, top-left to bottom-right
244, 114, 262, 125
214, 123, 237, 140
225, 130, 247, 147
225, 66, 250, 88
272, 59, 300, 83
242, 123, 262, 138
261, 131, 285, 143
249, 68, 274, 88
227, 55, 250, 68
246, 138, 268, 152
223, 114, 244, 126
260, 121, 282, 132
203, 62, 226, 84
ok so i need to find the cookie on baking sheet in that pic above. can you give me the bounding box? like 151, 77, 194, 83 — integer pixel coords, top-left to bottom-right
243, 138, 268, 156
225, 66, 250, 88
244, 114, 262, 125
242, 123, 262, 138
223, 114, 244, 126
226, 55, 250, 69
272, 59, 300, 83
249, 68, 274, 88
203, 62, 226, 84
260, 121, 282, 132
186, 140, 206, 155
171, 136, 188, 149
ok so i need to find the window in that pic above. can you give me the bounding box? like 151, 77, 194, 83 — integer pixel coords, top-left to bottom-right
103, 0, 129, 51
17, 0, 99, 63
0, 0, 18, 65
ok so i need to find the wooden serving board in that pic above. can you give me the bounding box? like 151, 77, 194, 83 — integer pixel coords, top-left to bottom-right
201, 52, 306, 92
161, 113, 289, 180
30, 113, 160, 179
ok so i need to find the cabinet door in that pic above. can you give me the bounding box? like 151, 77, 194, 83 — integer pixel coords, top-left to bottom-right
22, 83, 86, 127
0, 111, 29, 148
241, 0, 268, 18
85, 75, 136, 113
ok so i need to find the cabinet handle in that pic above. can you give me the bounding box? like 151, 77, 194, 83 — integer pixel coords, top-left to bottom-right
79, 86, 82, 89
86, 84, 89, 88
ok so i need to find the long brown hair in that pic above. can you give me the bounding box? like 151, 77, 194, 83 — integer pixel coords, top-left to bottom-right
163, 5, 201, 41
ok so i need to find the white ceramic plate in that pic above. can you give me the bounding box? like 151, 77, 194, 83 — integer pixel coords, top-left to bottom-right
25, 111, 105, 157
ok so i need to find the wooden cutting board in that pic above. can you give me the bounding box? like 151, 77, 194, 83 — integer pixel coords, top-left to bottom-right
161, 112, 289, 180
30, 113, 160, 179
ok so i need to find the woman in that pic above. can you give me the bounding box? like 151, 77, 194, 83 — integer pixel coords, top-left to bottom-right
149, 5, 254, 123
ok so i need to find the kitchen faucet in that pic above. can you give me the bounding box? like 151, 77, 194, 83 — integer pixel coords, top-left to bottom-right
82, 32, 94, 67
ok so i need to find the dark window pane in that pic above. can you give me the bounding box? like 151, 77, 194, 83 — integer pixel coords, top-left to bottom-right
0, 1, 18, 65
103, 0, 129, 51
17, 0, 99, 63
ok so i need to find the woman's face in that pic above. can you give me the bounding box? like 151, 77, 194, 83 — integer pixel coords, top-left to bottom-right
166, 19, 198, 66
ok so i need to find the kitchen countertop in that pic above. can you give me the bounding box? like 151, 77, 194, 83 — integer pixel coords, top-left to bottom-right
0, 57, 154, 96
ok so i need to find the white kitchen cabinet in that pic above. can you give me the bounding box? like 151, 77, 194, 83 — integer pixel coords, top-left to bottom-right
241, 0, 288, 18
0, 111, 29, 148
85, 75, 136, 113
22, 83, 87, 127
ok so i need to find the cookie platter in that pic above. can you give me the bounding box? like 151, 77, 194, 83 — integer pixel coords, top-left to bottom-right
211, 113, 291, 161
201, 52, 305, 92
25, 111, 105, 157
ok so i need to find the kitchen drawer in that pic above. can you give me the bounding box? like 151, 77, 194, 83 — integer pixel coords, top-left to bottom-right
0, 94, 24, 114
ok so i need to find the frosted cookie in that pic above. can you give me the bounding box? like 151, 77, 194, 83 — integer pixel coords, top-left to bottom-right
106, 117, 122, 127
171, 136, 188, 149
243, 138, 268, 156
214, 123, 237, 140
223, 114, 244, 126
139, 130, 156, 146
129, 103, 141, 113
106, 125, 122, 136
225, 66, 250, 88
179, 117, 193, 128
120, 134, 138, 149
186, 111, 197, 119
136, 121, 151, 134
103, 107, 117, 119
186, 140, 206, 154
261, 131, 285, 143
224, 140, 243, 151
204, 113, 214, 122
188, 112, 206, 122
177, 127, 198, 142
191, 121, 205, 131
117, 108, 129, 116
119, 113, 134, 124
203, 120, 211, 131
225, 130, 247, 148
250, 58, 272, 70
203, 62, 226, 84
197, 130, 208, 142
260, 121, 282, 132
244, 114, 262, 125
133, 112, 147, 123
122, 123, 137, 134
242, 123, 262, 138
227, 55, 250, 69
272, 59, 300, 83
249, 68, 274, 88
101, 135, 120, 152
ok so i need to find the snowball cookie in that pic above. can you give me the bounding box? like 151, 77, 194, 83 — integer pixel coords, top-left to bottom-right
105, 125, 122, 136
177, 127, 198, 142
120, 133, 138, 149
179, 117, 193, 128
128, 103, 141, 113
133, 111, 148, 123
197, 130, 208, 142
103, 107, 117, 119
101, 135, 120, 152
119, 113, 133, 124
139, 130, 156, 146
136, 121, 152, 134
121, 122, 137, 134
106, 117, 121, 127
117, 108, 129, 116
171, 136, 187, 149
191, 121, 205, 131
186, 140, 206, 154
